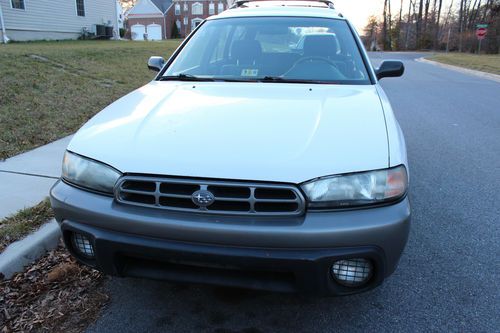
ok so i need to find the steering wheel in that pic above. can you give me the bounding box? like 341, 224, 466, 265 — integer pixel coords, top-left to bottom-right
287, 56, 346, 79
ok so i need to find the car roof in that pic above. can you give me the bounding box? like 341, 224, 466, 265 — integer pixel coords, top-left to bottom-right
209, 1, 345, 20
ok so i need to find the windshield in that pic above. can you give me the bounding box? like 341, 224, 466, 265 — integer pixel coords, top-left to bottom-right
162, 17, 371, 84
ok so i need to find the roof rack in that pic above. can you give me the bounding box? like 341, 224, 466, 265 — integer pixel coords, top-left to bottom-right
230, 0, 335, 10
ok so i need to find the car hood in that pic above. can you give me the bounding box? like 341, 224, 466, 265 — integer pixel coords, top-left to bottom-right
68, 81, 388, 184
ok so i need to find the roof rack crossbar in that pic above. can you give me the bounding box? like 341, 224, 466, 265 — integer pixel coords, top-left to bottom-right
230, 0, 335, 10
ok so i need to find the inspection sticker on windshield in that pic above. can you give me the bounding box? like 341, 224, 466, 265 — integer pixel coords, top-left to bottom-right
241, 69, 259, 77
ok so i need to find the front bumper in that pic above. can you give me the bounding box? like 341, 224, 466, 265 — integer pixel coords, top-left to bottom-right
50, 180, 411, 295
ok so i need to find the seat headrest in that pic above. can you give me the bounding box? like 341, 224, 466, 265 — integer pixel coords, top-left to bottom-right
303, 34, 339, 58
231, 40, 262, 66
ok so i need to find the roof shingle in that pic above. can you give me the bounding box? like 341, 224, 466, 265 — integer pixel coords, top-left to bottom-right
150, 0, 173, 13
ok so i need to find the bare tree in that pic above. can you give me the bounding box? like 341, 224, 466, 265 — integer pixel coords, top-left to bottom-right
405, 0, 414, 49
388, 0, 393, 48
362, 15, 380, 50
120, 0, 137, 10
416, 0, 424, 47
434, 0, 443, 49
424, 0, 431, 35
363, 0, 499, 54
382, 0, 391, 50
481, 0, 492, 22
399, 0, 404, 28
458, 0, 465, 51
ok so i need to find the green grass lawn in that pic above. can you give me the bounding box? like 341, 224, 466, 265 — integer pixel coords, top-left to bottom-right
0, 198, 54, 252
0, 40, 182, 160
429, 53, 500, 75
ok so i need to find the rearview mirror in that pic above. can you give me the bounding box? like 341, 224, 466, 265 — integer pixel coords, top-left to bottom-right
148, 56, 166, 72
375, 60, 404, 80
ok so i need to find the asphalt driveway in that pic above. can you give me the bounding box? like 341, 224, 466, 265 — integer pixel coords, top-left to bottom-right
86, 52, 500, 333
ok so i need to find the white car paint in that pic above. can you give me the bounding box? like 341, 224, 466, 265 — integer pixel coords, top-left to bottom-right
213, 4, 344, 20
375, 85, 408, 170
67, 3, 407, 185
68, 82, 391, 183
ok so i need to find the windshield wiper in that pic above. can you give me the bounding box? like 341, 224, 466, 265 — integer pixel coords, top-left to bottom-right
259, 76, 286, 82
159, 74, 215, 82
159, 74, 329, 84
258, 76, 326, 84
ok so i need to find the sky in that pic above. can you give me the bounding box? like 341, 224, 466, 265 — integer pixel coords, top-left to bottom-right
335, 0, 384, 31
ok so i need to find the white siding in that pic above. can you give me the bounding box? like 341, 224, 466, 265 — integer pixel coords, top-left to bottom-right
116, 0, 124, 28
1, 0, 117, 39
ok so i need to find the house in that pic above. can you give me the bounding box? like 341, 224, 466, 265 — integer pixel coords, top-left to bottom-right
117, 0, 125, 30
0, 0, 119, 42
126, 0, 174, 40
126, 0, 227, 41
173, 0, 228, 37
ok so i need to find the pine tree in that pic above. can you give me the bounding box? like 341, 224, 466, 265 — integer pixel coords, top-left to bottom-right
171, 22, 180, 39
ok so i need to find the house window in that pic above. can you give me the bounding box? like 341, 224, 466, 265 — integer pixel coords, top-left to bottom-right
183, 17, 188, 26
191, 18, 202, 30
175, 4, 180, 15
209, 3, 214, 15
176, 20, 181, 30
11, 0, 25, 10
183, 3, 188, 12
192, 2, 203, 15
217, 3, 224, 13
76, 0, 85, 16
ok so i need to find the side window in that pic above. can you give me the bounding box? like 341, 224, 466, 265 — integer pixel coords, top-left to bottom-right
11, 0, 25, 9
76, 0, 85, 16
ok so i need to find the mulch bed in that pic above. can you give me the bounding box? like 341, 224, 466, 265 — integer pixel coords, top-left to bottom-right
0, 245, 108, 332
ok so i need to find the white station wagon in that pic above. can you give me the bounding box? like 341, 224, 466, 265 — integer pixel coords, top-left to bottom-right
51, 0, 410, 296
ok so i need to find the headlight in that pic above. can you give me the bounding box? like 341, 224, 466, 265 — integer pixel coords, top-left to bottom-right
62, 151, 121, 194
301, 165, 408, 209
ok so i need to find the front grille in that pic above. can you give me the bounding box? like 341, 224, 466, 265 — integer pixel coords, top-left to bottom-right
115, 176, 305, 216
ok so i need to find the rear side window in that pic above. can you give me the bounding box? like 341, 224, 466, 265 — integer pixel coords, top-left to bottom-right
164, 17, 370, 85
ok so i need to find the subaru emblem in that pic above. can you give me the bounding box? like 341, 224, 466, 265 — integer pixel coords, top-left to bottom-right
192, 190, 215, 207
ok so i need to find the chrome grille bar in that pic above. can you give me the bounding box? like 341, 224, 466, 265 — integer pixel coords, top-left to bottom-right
115, 176, 306, 216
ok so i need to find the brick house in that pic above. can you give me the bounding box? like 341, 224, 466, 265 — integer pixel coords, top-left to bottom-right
172, 0, 227, 37
126, 0, 227, 40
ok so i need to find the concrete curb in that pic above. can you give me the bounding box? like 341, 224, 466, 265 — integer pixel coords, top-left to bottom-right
416, 57, 500, 83
0, 219, 61, 280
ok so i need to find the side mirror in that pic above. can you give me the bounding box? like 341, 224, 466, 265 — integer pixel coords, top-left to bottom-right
375, 60, 404, 80
148, 56, 165, 72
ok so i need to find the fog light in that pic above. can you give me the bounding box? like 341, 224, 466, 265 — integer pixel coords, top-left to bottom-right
71, 233, 95, 258
331, 258, 373, 287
